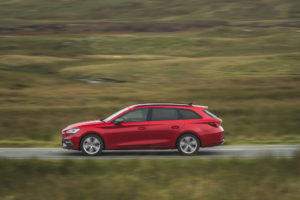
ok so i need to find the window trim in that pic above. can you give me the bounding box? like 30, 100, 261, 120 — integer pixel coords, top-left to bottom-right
103, 107, 130, 123
149, 107, 180, 121
203, 110, 218, 119
177, 108, 203, 120
114, 108, 150, 123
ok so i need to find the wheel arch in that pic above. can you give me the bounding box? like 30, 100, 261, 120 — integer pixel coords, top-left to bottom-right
79, 132, 106, 150
175, 132, 202, 148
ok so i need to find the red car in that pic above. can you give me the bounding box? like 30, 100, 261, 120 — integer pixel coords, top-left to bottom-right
62, 103, 224, 155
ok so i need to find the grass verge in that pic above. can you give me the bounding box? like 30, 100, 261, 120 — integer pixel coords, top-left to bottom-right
0, 157, 299, 200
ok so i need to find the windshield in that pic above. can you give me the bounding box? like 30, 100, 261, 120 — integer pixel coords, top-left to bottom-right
102, 107, 130, 123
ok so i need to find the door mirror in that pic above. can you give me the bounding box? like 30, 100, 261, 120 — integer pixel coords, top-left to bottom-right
114, 118, 124, 125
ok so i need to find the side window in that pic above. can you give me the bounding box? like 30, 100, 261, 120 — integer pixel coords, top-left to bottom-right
151, 108, 178, 121
178, 109, 202, 119
203, 110, 218, 119
117, 108, 149, 122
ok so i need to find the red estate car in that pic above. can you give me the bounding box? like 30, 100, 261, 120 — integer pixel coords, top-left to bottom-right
62, 103, 224, 155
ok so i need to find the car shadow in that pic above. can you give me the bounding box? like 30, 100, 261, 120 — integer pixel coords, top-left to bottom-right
59, 149, 225, 158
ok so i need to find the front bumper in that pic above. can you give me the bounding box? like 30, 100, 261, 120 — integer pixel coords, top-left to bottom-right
220, 138, 225, 145
62, 140, 74, 148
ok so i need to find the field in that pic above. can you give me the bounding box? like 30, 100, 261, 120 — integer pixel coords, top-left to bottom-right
0, 157, 299, 200
0, 0, 300, 147
1, 1, 299, 200
0, 0, 299, 26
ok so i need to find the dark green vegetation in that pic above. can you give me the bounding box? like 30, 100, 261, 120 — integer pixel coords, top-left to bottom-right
1, 28, 300, 146
0, 0, 299, 25
0, 0, 299, 146
0, 157, 299, 200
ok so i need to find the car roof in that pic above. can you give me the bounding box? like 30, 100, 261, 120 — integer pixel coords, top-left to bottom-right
130, 103, 208, 109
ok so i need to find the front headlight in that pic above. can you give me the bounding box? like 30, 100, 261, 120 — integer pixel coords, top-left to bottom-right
65, 128, 80, 134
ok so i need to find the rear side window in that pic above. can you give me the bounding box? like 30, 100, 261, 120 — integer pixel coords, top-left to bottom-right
203, 110, 218, 119
178, 109, 202, 119
151, 108, 178, 121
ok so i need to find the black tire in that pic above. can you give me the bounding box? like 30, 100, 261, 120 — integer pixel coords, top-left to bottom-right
177, 134, 200, 155
80, 134, 103, 156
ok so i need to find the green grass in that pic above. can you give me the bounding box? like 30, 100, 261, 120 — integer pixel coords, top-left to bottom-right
1, 28, 300, 57
0, 27, 300, 146
0, 0, 299, 26
0, 0, 299, 147
0, 158, 299, 200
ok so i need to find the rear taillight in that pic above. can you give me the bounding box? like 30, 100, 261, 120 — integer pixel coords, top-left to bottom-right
208, 122, 221, 127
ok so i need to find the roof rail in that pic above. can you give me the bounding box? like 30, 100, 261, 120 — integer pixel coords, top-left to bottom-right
132, 103, 194, 107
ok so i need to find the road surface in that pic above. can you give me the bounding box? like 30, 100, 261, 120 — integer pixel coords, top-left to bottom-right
0, 145, 299, 159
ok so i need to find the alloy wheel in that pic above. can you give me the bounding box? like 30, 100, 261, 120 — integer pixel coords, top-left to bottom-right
179, 135, 199, 155
82, 136, 101, 155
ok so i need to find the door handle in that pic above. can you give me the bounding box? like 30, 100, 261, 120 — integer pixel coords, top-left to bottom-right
138, 126, 146, 130
171, 125, 179, 129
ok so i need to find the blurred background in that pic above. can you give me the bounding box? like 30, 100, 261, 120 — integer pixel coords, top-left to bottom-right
1, 0, 300, 147
0, 0, 300, 200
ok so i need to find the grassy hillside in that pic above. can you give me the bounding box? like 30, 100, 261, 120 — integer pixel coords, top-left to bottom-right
0, 158, 299, 200
0, 0, 299, 26
0, 0, 299, 146
0, 27, 300, 146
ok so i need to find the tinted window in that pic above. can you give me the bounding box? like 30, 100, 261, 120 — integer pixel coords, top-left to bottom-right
203, 110, 218, 119
151, 108, 178, 121
178, 109, 202, 119
103, 107, 129, 122
117, 108, 149, 122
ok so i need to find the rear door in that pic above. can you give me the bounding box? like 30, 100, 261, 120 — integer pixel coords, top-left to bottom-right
145, 107, 185, 148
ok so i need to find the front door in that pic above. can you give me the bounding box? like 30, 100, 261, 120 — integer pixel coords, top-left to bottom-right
105, 108, 149, 149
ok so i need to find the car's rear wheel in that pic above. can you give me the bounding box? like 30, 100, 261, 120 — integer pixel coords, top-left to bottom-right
177, 134, 200, 155
80, 134, 103, 156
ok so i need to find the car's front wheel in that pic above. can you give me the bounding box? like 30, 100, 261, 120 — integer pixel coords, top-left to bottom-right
80, 134, 103, 156
177, 134, 200, 155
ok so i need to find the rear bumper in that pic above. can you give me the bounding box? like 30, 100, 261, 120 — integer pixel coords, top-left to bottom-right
201, 129, 224, 147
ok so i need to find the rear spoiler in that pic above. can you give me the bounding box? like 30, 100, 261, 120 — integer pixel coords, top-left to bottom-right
193, 105, 208, 109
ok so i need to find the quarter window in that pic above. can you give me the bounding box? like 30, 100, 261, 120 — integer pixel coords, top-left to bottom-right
151, 108, 178, 121
203, 110, 218, 119
116, 108, 149, 122
178, 109, 202, 119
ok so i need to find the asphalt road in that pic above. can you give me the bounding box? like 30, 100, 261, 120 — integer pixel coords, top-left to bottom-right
0, 145, 299, 159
